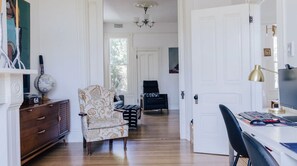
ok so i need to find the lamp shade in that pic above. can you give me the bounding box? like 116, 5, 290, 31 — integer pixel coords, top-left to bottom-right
248, 65, 264, 82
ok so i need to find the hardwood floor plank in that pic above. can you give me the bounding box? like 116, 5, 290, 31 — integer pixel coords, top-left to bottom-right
25, 109, 247, 166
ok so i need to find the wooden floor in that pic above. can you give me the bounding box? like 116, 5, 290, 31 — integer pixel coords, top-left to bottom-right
25, 109, 248, 166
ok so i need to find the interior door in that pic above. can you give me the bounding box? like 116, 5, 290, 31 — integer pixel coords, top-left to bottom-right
137, 49, 159, 103
191, 4, 251, 155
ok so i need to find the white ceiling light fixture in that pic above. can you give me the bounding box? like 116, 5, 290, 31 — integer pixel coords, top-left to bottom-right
134, 1, 158, 28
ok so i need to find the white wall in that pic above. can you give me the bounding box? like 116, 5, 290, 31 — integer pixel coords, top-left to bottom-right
27, 0, 99, 142
261, 25, 278, 107
260, 0, 278, 107
104, 23, 179, 109
261, 0, 276, 25
283, 0, 297, 66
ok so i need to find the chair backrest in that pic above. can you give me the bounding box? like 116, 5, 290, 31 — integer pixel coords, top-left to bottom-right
242, 132, 279, 166
78, 85, 115, 119
219, 104, 249, 157
143, 80, 159, 93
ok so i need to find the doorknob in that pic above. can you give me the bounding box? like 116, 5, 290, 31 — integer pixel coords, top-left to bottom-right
194, 94, 198, 104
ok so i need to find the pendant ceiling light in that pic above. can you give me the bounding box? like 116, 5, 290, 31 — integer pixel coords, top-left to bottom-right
133, 1, 158, 28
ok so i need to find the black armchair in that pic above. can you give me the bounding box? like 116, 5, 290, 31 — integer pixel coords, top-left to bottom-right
141, 80, 168, 112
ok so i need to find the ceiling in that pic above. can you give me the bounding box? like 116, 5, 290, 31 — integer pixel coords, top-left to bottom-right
104, 0, 178, 24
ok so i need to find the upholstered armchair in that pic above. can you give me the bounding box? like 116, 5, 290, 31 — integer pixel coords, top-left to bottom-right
141, 80, 168, 113
78, 85, 129, 155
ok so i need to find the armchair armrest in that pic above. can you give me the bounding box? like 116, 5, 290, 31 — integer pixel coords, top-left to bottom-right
112, 110, 124, 119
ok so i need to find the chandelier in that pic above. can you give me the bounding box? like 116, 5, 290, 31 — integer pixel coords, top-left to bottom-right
134, 1, 158, 28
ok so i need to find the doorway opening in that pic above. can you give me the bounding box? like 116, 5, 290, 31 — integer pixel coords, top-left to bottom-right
103, 0, 180, 140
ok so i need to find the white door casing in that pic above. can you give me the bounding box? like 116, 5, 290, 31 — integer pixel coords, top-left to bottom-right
137, 49, 159, 103
191, 4, 252, 154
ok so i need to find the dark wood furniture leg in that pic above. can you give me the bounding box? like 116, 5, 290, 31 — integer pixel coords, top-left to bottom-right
123, 137, 128, 150
83, 137, 86, 149
87, 142, 92, 155
109, 139, 113, 149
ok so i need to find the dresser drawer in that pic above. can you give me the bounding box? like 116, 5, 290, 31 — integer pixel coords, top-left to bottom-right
20, 103, 58, 123
21, 117, 59, 138
21, 124, 59, 157
21, 109, 58, 131
36, 124, 60, 147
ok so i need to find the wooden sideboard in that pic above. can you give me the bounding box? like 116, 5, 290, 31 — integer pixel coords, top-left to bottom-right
20, 99, 70, 165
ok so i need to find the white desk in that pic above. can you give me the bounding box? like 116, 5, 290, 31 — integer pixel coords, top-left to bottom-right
230, 111, 297, 166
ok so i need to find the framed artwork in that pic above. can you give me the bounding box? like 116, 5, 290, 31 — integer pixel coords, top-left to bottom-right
6, 0, 31, 92
264, 48, 271, 56
169, 47, 179, 74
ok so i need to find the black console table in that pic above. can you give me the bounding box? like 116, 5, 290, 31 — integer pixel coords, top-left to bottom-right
115, 105, 141, 129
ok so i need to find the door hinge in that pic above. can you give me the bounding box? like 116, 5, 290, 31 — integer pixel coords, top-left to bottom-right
181, 91, 185, 99
249, 16, 253, 23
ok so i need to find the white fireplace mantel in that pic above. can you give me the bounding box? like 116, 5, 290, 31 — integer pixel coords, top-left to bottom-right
0, 69, 37, 166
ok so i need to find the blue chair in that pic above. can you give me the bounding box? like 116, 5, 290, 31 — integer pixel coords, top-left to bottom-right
242, 132, 279, 166
219, 104, 251, 166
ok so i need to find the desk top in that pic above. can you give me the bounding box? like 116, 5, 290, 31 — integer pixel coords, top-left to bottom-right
238, 114, 297, 165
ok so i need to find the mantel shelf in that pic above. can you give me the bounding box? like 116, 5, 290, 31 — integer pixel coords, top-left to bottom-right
0, 68, 38, 75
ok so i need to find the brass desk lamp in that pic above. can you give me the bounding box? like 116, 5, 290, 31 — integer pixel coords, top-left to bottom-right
248, 65, 277, 82
248, 65, 285, 114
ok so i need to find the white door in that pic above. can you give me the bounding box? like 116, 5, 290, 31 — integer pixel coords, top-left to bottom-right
137, 49, 159, 102
191, 4, 252, 155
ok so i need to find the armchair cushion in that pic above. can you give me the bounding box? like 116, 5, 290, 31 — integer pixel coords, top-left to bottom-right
143, 92, 159, 98
114, 95, 124, 108
88, 118, 128, 129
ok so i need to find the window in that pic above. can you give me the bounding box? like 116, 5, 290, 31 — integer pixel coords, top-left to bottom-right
109, 38, 129, 93
273, 36, 278, 89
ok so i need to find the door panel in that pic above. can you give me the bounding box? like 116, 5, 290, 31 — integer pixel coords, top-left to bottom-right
137, 49, 159, 102
191, 4, 251, 155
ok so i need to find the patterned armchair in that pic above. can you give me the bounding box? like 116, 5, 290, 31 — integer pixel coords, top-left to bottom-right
78, 85, 129, 155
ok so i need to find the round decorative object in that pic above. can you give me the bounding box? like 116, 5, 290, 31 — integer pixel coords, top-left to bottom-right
34, 74, 56, 99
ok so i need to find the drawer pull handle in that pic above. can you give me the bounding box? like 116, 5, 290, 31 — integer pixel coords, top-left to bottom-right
38, 130, 46, 134
27, 109, 33, 112
48, 104, 54, 107
37, 116, 46, 121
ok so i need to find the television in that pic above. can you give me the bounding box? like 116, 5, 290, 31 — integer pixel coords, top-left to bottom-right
278, 68, 297, 109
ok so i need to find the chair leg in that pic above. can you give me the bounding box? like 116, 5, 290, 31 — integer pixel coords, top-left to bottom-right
87, 142, 92, 155
83, 137, 86, 149
123, 137, 128, 150
63, 139, 67, 146
109, 139, 113, 146
233, 153, 240, 166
